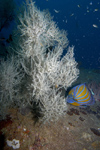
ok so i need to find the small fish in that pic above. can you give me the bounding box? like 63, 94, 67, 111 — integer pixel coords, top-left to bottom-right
70, 13, 74, 16
65, 20, 67, 23
77, 5, 81, 8
54, 9, 59, 13
90, 2, 93, 5
55, 85, 58, 88
87, 10, 90, 13
66, 83, 95, 106
94, 9, 98, 12
93, 24, 98, 28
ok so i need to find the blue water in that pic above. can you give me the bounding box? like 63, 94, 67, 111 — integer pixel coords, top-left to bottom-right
1, 0, 100, 69
34, 0, 100, 69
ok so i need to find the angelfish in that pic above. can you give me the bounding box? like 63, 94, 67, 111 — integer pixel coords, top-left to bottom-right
66, 83, 95, 106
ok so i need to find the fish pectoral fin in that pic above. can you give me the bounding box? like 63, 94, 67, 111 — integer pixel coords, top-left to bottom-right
66, 98, 80, 106
66, 98, 76, 104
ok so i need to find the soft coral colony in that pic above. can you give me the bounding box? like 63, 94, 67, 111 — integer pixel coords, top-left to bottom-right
0, 0, 79, 123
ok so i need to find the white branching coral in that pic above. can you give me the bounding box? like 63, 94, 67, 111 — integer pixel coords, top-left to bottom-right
29, 45, 79, 123
11, 0, 68, 58
6, 0, 79, 123
0, 56, 23, 119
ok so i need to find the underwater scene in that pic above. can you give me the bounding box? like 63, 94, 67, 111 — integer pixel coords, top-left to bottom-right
0, 0, 100, 150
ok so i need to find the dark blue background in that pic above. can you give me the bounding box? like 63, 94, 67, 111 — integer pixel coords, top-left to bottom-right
1, 0, 100, 69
